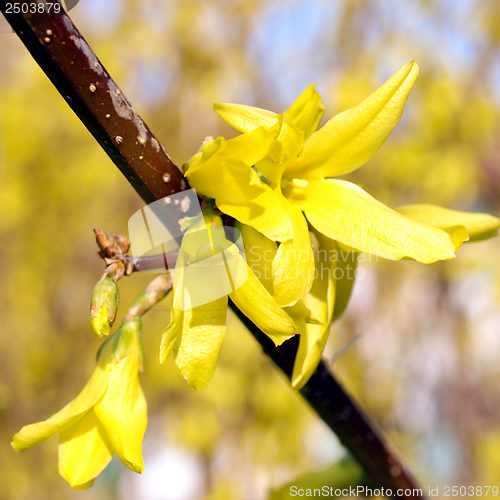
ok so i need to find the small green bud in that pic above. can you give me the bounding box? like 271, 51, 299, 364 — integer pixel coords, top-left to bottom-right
90, 274, 119, 337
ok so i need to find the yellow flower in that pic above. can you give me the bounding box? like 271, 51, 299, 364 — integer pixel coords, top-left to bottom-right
11, 319, 147, 489
184, 61, 500, 388
159, 214, 297, 391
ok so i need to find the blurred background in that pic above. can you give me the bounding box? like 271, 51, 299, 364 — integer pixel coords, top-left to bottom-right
1, 0, 500, 498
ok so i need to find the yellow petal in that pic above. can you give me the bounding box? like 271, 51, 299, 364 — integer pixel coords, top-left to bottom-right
331, 247, 358, 321
283, 83, 325, 140
160, 226, 194, 363
90, 303, 111, 338
214, 84, 324, 141
71, 480, 95, 490
186, 126, 277, 175
257, 118, 304, 187
214, 102, 279, 133
58, 410, 113, 489
398, 204, 500, 243
161, 222, 231, 385
174, 296, 228, 391
187, 157, 293, 242
159, 291, 183, 364
241, 224, 277, 294
295, 179, 456, 263
12, 364, 109, 452
287, 61, 419, 178
94, 329, 147, 474
218, 187, 292, 242
272, 203, 314, 307
291, 237, 336, 389
230, 266, 298, 345
185, 136, 225, 173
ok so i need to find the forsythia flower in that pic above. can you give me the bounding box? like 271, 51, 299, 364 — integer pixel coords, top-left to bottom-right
184, 61, 500, 388
160, 213, 297, 391
11, 319, 147, 489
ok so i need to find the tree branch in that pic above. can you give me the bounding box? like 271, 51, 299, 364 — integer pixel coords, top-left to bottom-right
1, 4, 424, 497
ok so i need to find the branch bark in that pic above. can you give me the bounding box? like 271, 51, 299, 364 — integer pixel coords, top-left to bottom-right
1, 4, 424, 497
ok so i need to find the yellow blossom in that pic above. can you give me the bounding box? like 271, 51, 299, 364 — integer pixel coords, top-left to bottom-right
184, 61, 500, 388
159, 214, 297, 391
11, 319, 147, 489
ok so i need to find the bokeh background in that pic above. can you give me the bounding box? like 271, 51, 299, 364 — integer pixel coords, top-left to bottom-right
1, 0, 500, 498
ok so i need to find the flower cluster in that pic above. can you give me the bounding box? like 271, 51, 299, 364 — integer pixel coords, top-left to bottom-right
12, 62, 499, 489
183, 61, 500, 388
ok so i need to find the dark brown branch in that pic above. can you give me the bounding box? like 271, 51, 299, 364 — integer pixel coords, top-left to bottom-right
2, 1, 183, 204
1, 4, 424, 498
234, 307, 422, 495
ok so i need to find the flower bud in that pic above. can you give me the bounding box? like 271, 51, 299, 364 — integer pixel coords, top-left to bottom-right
90, 275, 119, 337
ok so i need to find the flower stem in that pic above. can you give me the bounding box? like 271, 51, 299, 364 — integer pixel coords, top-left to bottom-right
125, 274, 172, 321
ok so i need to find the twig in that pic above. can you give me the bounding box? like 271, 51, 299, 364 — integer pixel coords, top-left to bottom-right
125, 274, 172, 321
233, 308, 423, 496
94, 228, 134, 280
1, 4, 424, 497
